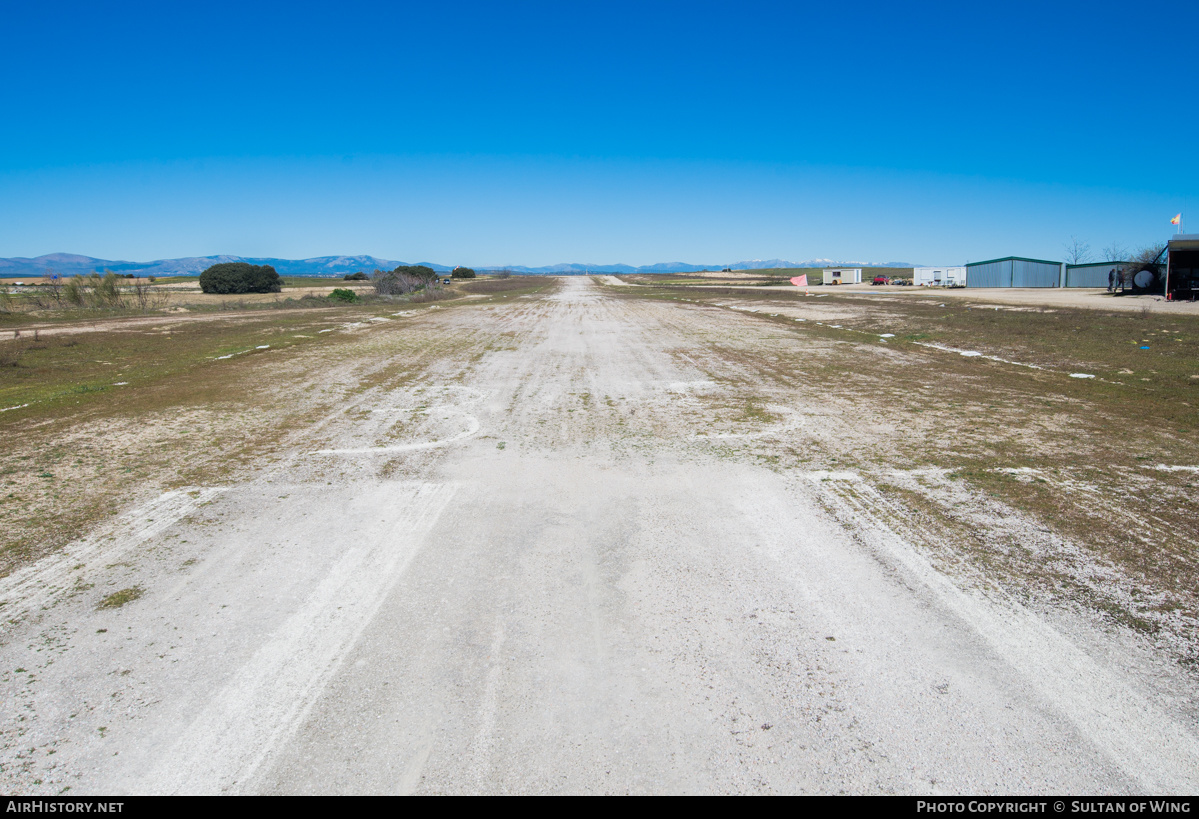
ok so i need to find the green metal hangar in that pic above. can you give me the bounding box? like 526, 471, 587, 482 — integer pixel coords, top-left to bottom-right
1166, 234, 1199, 300
964, 256, 1062, 287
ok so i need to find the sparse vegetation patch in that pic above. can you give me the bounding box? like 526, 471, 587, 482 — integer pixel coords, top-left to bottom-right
97, 586, 142, 609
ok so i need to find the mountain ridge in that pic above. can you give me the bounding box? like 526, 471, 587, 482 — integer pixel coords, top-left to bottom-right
0, 253, 920, 278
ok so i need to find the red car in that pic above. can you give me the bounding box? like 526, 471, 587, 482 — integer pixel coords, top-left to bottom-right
872, 275, 890, 285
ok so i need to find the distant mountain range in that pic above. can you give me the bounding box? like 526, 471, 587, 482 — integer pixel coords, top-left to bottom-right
0, 253, 918, 278
0, 254, 444, 278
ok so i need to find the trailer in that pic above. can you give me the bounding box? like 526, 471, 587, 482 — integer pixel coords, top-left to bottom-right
822, 268, 862, 285
1166, 234, 1199, 300
912, 267, 966, 287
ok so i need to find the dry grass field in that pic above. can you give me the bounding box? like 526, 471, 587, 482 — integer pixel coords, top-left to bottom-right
0, 277, 554, 573
600, 279, 1199, 661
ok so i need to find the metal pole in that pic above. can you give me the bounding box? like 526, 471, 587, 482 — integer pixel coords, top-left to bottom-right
1165, 244, 1172, 300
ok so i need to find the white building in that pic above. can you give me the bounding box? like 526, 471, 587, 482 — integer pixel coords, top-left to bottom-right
822, 268, 862, 285
912, 266, 966, 286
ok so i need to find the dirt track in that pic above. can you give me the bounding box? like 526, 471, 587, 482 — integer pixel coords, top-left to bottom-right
1, 277, 1197, 794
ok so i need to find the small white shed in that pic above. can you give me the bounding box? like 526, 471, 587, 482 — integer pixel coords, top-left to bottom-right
912, 267, 966, 286
822, 268, 862, 285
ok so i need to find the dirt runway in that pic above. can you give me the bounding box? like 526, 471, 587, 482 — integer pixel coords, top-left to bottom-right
2, 277, 1196, 794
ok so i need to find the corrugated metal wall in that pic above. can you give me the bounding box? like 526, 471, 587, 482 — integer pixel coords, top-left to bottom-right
1011, 260, 1061, 287
965, 260, 1012, 287
1065, 263, 1121, 287
968, 259, 1061, 287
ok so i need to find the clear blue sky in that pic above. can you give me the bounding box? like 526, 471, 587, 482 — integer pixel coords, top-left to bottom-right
1, 0, 1193, 266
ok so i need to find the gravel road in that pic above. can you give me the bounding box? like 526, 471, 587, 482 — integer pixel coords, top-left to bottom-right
2, 277, 1196, 794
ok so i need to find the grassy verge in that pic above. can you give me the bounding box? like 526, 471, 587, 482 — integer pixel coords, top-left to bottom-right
611, 283, 1199, 652
0, 296, 478, 575
457, 276, 558, 296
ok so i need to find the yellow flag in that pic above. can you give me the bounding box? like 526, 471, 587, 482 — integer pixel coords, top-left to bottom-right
1171, 214, 1182, 225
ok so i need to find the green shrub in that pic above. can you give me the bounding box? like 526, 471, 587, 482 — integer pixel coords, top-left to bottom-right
62, 272, 126, 309
372, 265, 439, 295
94, 272, 123, 307
393, 265, 438, 282
63, 275, 86, 306
199, 262, 282, 294
329, 288, 358, 303
451, 267, 476, 279
343, 272, 369, 281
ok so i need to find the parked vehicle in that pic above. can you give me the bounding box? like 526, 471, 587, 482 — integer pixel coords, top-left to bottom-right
872, 276, 890, 286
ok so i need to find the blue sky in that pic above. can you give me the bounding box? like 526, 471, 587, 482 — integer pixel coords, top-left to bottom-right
1, 0, 1193, 266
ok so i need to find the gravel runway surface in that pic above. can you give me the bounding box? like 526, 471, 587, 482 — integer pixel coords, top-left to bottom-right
2, 277, 1196, 794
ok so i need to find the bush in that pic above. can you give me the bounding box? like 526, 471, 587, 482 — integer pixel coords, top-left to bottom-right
409, 287, 455, 303
63, 275, 86, 307
94, 272, 123, 307
394, 265, 438, 282
343, 272, 369, 281
372, 265, 439, 295
199, 262, 282, 294
329, 288, 358, 303
451, 267, 476, 279
62, 272, 124, 309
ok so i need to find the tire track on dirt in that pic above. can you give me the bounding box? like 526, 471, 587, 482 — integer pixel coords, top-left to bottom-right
142, 481, 456, 795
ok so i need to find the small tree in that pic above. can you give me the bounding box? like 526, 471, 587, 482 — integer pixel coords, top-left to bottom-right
495, 269, 513, 279
39, 269, 64, 307
451, 267, 476, 279
393, 265, 437, 282
95, 271, 124, 308
1101, 242, 1129, 263
199, 262, 282, 294
1063, 236, 1092, 265
246, 265, 282, 293
63, 275, 87, 307
343, 271, 369, 281
372, 265, 442, 295
131, 276, 159, 311
372, 268, 421, 295
200, 264, 243, 294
